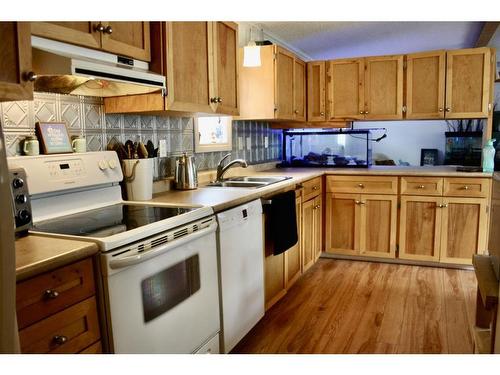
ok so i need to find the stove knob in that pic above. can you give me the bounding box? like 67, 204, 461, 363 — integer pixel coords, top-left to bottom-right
98, 159, 109, 170
17, 209, 31, 225
16, 194, 27, 204
12, 178, 24, 189
108, 159, 117, 169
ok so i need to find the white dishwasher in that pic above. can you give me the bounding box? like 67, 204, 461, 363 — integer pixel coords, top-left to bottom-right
217, 199, 265, 353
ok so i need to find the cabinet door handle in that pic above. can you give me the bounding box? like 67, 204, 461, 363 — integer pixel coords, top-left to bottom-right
44, 289, 59, 300
23, 71, 37, 82
210, 97, 218, 103
104, 25, 113, 35
445, 107, 451, 112
294, 110, 299, 114
359, 111, 365, 114
365, 111, 369, 115
314, 205, 321, 209
93, 23, 105, 32
312, 186, 319, 190
438, 108, 444, 112
52, 335, 68, 345
320, 112, 325, 116
438, 204, 448, 208
217, 97, 223, 103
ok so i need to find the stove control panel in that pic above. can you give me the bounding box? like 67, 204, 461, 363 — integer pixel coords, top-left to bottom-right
9, 168, 32, 234
7, 151, 124, 196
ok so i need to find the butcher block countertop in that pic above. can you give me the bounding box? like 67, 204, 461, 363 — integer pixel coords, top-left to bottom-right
151, 165, 492, 213
15, 234, 98, 281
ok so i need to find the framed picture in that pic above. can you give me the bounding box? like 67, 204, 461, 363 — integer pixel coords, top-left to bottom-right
194, 116, 232, 153
35, 122, 73, 154
420, 148, 438, 166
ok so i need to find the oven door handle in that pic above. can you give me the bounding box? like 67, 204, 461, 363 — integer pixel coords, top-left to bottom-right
108, 221, 218, 270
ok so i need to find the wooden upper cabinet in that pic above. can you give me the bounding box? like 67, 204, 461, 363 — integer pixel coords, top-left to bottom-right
31, 21, 151, 61
165, 22, 213, 113
307, 61, 326, 121
100, 22, 150, 62
406, 50, 446, 119
364, 55, 404, 119
31, 22, 101, 49
399, 196, 442, 262
275, 47, 295, 120
327, 58, 364, 120
0, 22, 33, 102
293, 58, 306, 121
212, 22, 239, 115
445, 48, 491, 119
440, 197, 488, 265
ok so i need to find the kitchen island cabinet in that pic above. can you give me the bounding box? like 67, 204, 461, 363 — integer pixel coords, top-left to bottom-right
0, 22, 34, 102
31, 21, 151, 61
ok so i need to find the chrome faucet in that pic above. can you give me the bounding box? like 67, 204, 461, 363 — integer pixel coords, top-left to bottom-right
215, 153, 248, 182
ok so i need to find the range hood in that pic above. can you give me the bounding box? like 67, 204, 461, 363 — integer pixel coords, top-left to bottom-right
31, 36, 166, 97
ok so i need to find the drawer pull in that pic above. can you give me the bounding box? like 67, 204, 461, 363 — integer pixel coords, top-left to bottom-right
44, 289, 59, 300
417, 185, 425, 189
312, 186, 319, 191
462, 185, 470, 190
52, 335, 68, 345
357, 183, 365, 188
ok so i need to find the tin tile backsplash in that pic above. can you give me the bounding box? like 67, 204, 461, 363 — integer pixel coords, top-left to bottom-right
0, 93, 282, 178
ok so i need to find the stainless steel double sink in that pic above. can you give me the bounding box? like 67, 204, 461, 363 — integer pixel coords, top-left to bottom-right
204, 176, 292, 189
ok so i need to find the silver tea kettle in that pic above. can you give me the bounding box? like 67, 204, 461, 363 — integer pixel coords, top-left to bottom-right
174, 153, 198, 190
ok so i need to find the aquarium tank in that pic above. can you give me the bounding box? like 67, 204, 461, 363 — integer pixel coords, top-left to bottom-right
279, 129, 372, 168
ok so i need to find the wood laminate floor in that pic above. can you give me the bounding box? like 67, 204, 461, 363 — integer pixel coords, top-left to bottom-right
233, 259, 477, 354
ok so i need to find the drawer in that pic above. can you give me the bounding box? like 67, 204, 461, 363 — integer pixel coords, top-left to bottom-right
19, 296, 101, 354
443, 178, 490, 198
79, 341, 102, 354
326, 175, 398, 195
301, 177, 322, 201
16, 258, 95, 329
400, 177, 443, 196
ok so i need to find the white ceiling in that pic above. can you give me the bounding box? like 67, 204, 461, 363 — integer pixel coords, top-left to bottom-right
248, 22, 486, 61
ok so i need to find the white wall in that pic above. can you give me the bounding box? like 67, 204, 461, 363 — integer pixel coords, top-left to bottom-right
353, 121, 448, 166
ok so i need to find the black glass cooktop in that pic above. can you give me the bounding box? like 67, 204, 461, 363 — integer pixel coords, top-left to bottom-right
32, 204, 196, 238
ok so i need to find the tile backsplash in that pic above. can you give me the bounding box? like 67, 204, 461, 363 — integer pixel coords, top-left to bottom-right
0, 93, 282, 178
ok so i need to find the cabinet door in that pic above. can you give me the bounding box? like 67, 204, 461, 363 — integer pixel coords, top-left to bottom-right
165, 22, 214, 113
325, 193, 360, 256
31, 22, 101, 49
445, 48, 491, 119
285, 195, 302, 287
307, 61, 326, 121
364, 55, 404, 119
275, 46, 295, 120
302, 198, 316, 271
440, 197, 488, 265
313, 195, 323, 261
293, 58, 306, 121
359, 194, 397, 258
327, 58, 364, 120
212, 22, 239, 115
0, 22, 33, 102
100, 22, 151, 61
399, 196, 442, 262
406, 50, 446, 119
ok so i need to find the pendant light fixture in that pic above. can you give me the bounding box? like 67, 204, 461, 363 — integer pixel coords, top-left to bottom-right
243, 27, 261, 67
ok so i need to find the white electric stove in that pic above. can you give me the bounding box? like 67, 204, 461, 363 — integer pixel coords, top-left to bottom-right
8, 151, 221, 354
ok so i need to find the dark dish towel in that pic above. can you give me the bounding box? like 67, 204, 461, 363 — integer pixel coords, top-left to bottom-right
267, 190, 298, 256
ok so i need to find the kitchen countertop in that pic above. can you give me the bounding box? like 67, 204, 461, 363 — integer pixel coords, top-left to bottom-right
15, 234, 99, 281
151, 165, 492, 213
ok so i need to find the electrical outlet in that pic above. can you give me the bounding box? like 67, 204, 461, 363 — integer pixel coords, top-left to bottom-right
159, 140, 167, 157
264, 136, 269, 148
246, 137, 251, 149
238, 137, 244, 151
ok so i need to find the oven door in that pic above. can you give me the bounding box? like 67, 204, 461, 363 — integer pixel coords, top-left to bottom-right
101, 219, 219, 353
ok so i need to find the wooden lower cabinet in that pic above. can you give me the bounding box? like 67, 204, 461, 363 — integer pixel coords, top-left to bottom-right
285, 195, 302, 288
399, 195, 488, 265
302, 195, 322, 271
440, 197, 488, 264
399, 196, 442, 262
325, 193, 397, 259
